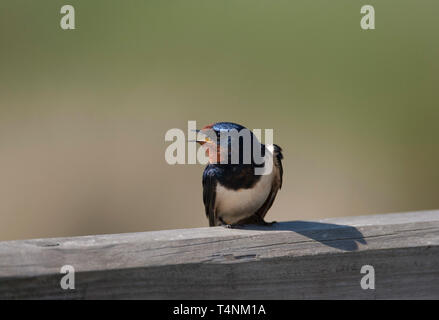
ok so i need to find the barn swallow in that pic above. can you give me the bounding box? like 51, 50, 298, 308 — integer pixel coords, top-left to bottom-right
196, 122, 283, 227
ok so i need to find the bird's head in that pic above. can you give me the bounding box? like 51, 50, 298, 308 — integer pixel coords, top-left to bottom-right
196, 122, 263, 165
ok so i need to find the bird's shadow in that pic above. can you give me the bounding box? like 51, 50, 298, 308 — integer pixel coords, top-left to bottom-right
238, 220, 367, 251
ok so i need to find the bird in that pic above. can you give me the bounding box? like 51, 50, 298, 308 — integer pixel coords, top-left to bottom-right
196, 122, 283, 227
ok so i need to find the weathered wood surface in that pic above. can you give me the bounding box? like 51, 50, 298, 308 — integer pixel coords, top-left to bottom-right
1, 210, 439, 299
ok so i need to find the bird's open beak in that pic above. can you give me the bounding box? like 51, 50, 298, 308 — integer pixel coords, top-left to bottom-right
194, 129, 204, 144
188, 129, 206, 144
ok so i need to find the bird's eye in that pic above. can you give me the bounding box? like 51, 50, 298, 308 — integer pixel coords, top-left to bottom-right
205, 137, 211, 142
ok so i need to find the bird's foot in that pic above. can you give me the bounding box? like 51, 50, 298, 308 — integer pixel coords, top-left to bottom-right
219, 217, 236, 229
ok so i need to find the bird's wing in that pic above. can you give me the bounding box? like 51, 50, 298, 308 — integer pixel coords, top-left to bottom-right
274, 144, 283, 189
255, 144, 284, 219
255, 184, 279, 220
202, 168, 217, 227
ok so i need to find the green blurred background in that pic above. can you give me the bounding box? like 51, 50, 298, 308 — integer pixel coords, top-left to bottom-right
0, 1, 438, 241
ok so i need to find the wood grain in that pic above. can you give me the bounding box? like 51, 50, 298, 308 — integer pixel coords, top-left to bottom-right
1, 210, 439, 299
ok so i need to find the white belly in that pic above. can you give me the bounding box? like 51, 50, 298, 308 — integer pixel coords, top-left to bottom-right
215, 169, 274, 224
